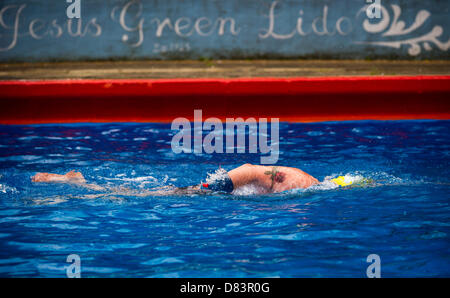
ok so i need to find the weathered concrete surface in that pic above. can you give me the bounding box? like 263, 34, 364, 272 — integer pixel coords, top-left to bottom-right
0, 60, 449, 80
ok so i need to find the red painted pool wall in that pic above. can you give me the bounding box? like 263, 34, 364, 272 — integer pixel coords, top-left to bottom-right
0, 76, 449, 124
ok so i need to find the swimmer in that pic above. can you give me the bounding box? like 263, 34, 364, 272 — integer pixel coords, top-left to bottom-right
31, 164, 320, 195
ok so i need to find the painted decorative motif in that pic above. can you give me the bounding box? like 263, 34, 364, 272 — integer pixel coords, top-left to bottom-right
357, 4, 450, 56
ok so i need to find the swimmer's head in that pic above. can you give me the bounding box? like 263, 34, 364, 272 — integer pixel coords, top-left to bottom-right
331, 176, 354, 187
331, 175, 372, 187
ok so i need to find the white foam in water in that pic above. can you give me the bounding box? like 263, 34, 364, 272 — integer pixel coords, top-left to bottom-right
307, 180, 339, 191
99, 174, 168, 190
311, 174, 365, 191
232, 184, 268, 196
0, 183, 18, 194
205, 168, 234, 186
101, 129, 120, 135
102, 175, 158, 183
272, 172, 406, 195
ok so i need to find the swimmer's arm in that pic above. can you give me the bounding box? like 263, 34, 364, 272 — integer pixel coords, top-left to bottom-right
227, 164, 259, 188
32, 171, 86, 183
229, 164, 321, 192
31, 171, 105, 191
227, 164, 284, 190
31, 171, 202, 195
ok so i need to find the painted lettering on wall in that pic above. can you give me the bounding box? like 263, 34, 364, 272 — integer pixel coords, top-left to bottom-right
0, 0, 448, 60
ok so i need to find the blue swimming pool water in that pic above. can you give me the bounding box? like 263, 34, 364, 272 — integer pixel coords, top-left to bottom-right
0, 121, 449, 277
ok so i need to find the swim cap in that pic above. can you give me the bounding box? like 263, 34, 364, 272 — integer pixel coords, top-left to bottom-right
331, 176, 353, 187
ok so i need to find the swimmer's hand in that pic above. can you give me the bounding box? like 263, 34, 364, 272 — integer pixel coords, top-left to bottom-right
32, 170, 86, 184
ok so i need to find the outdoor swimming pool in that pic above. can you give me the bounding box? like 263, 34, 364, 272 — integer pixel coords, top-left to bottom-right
0, 120, 448, 277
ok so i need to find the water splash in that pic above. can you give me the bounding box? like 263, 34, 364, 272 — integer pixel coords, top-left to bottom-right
0, 183, 18, 194
204, 168, 228, 185
232, 184, 268, 196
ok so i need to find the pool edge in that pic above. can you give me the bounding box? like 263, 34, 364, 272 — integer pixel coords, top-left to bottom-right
1, 76, 449, 124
